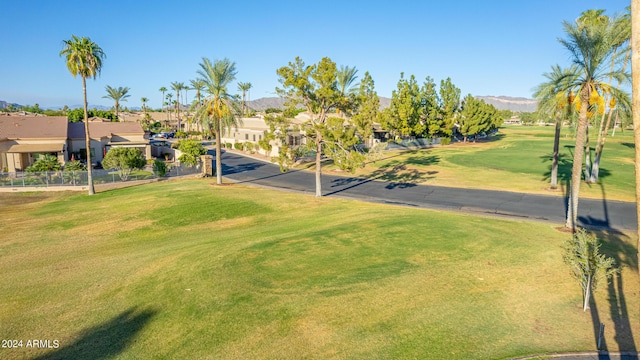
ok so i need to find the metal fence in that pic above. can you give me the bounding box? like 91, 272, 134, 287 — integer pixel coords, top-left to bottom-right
0, 163, 202, 189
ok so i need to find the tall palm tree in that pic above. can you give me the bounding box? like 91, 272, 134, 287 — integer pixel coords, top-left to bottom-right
336, 65, 358, 117
533, 65, 579, 190
558, 15, 627, 229
171, 81, 185, 130
237, 82, 252, 117
159, 86, 167, 114
103, 85, 130, 121
589, 9, 632, 183
631, 0, 640, 275
60, 34, 105, 195
194, 57, 240, 185
165, 93, 173, 122
141, 97, 149, 114
190, 79, 205, 106
336, 65, 359, 96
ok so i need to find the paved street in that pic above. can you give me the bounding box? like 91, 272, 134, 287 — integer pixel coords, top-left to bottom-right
219, 151, 638, 231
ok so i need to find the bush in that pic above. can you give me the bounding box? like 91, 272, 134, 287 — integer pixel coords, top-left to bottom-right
225, 143, 233, 149
244, 142, 254, 152
63, 160, 87, 172
175, 139, 206, 166
26, 154, 62, 172
440, 137, 451, 145
175, 131, 187, 139
234, 142, 243, 151
153, 159, 168, 177
102, 147, 146, 181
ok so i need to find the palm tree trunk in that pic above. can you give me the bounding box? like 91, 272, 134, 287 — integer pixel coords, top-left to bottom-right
551, 114, 561, 189
315, 135, 322, 197
82, 76, 95, 195
590, 108, 615, 183
566, 86, 589, 229
631, 0, 640, 271
584, 124, 591, 181
215, 126, 222, 185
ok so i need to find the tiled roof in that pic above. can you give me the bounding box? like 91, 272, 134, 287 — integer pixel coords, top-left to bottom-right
68, 122, 144, 139
0, 116, 68, 140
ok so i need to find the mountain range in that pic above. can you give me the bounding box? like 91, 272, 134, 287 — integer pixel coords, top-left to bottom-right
1, 96, 537, 113
246, 96, 536, 112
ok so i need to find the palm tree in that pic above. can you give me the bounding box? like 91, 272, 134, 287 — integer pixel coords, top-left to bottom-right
237, 82, 252, 117
558, 15, 627, 229
336, 65, 359, 96
589, 10, 632, 183
171, 81, 185, 130
165, 93, 173, 122
631, 0, 640, 276
60, 34, 105, 195
141, 97, 149, 114
533, 65, 579, 190
194, 57, 240, 185
336, 65, 358, 117
159, 86, 167, 113
190, 79, 205, 106
103, 85, 130, 121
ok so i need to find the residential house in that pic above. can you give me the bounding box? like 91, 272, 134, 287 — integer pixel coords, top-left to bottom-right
67, 120, 151, 165
0, 115, 68, 172
0, 115, 150, 172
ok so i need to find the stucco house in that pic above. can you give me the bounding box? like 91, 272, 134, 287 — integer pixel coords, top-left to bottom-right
0, 115, 68, 172
0, 115, 150, 172
67, 121, 151, 166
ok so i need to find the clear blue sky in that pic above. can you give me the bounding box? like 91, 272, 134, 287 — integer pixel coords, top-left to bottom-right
0, 0, 630, 109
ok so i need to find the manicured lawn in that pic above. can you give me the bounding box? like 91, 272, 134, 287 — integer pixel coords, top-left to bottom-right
341, 126, 635, 202
0, 179, 637, 359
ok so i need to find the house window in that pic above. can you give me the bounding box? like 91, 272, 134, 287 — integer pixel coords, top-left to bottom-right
245, 134, 248, 140
253, 134, 256, 141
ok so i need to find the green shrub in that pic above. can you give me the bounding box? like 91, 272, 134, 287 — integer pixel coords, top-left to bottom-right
102, 148, 146, 181
244, 142, 254, 152
225, 143, 233, 149
234, 142, 243, 151
153, 159, 168, 177
175, 139, 206, 166
26, 154, 62, 172
440, 137, 451, 145
175, 131, 187, 138
63, 160, 87, 172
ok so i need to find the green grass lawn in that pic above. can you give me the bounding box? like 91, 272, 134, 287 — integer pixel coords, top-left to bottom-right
0, 179, 638, 359
337, 126, 635, 202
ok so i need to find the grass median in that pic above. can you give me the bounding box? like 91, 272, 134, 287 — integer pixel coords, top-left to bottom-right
0, 179, 637, 359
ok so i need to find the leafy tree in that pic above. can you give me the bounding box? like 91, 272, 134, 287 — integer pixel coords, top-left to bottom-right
557, 13, 628, 229
67, 108, 116, 122
382, 73, 423, 138
458, 95, 501, 142
438, 77, 461, 139
276, 56, 362, 197
351, 71, 380, 147
237, 82, 252, 117
60, 34, 106, 195
174, 139, 206, 166
152, 159, 167, 177
562, 229, 618, 311
421, 76, 445, 139
26, 155, 62, 172
194, 57, 240, 185
260, 113, 295, 171
103, 85, 130, 121
101, 147, 146, 181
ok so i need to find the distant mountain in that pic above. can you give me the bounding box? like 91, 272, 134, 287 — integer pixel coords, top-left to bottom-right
247, 96, 391, 111
475, 96, 537, 113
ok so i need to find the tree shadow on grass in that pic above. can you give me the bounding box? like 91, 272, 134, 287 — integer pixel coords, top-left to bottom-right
620, 143, 634, 149
33, 307, 158, 360
326, 155, 439, 195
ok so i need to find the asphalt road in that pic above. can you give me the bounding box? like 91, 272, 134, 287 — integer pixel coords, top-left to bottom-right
218, 151, 638, 231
